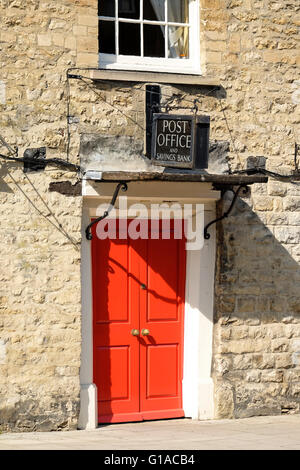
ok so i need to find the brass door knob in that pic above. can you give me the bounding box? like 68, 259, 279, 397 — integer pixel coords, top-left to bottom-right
141, 328, 150, 336
131, 329, 139, 336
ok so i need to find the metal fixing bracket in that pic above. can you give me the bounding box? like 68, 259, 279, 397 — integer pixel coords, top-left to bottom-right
204, 184, 249, 240
85, 182, 128, 240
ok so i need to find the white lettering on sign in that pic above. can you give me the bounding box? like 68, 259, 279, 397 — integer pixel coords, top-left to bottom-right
156, 153, 191, 162
156, 119, 192, 152
156, 132, 191, 149
162, 119, 189, 134
153, 116, 195, 167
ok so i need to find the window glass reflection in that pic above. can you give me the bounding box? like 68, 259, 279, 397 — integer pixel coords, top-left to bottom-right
168, 0, 189, 23
143, 0, 165, 21
144, 24, 165, 57
99, 21, 115, 54
99, 0, 115, 17
119, 0, 140, 19
119, 22, 141, 55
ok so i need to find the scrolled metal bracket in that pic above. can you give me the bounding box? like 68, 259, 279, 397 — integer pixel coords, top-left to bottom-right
204, 184, 249, 240
85, 182, 128, 240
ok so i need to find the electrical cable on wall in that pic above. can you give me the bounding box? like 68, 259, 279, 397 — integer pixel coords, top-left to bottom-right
0, 151, 81, 173
1, 68, 299, 185
65, 67, 299, 178
65, 69, 243, 171
0, 133, 80, 249
66, 71, 299, 181
231, 170, 300, 184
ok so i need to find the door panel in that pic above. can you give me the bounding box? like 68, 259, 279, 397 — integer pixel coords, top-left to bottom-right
146, 344, 179, 398
93, 238, 129, 323
92, 220, 186, 423
95, 346, 129, 400
92, 228, 140, 422
139, 230, 186, 416
147, 237, 180, 321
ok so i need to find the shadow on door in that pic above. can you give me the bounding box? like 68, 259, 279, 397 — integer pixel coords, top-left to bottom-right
91, 219, 186, 424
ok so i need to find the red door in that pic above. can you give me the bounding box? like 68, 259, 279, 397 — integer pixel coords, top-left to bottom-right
91, 220, 186, 423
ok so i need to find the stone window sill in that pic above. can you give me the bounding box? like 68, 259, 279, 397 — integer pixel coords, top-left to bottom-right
88, 69, 220, 87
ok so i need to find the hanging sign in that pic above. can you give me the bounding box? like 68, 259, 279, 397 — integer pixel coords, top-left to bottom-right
151, 114, 210, 170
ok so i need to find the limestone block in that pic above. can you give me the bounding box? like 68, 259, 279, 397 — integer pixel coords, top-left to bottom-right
77, 15, 98, 27
214, 382, 234, 419
206, 51, 222, 64
73, 25, 87, 36
207, 41, 227, 52
252, 196, 274, 211
261, 370, 284, 382
275, 353, 293, 369
252, 354, 276, 370
65, 36, 77, 51
283, 197, 300, 212
76, 52, 98, 67
49, 19, 68, 30
274, 226, 300, 244
230, 325, 249, 340
232, 354, 253, 370
236, 296, 256, 313
221, 339, 268, 354
245, 370, 261, 383
77, 37, 98, 53
268, 182, 288, 197
271, 339, 289, 353
289, 384, 300, 398
37, 34, 52, 47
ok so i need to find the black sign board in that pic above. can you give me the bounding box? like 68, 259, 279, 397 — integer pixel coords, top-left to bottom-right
151, 114, 210, 170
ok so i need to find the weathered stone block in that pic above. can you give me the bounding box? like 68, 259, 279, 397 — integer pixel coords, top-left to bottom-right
77, 37, 98, 53
77, 15, 98, 27
245, 370, 261, 382
76, 52, 98, 67
275, 353, 293, 369
37, 34, 52, 47
206, 51, 222, 64
214, 382, 234, 419
252, 196, 274, 211
236, 296, 256, 313
261, 370, 284, 382
271, 338, 289, 353
283, 197, 300, 212
274, 226, 300, 243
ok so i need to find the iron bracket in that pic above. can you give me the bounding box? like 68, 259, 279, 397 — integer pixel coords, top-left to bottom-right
145, 85, 161, 157
204, 184, 249, 240
85, 182, 128, 240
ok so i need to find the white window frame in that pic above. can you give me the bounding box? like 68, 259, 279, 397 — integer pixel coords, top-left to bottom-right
98, 0, 201, 75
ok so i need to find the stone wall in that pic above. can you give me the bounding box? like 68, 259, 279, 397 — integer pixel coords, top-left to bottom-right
0, 0, 299, 430
203, 0, 300, 417
0, 0, 96, 431
214, 186, 300, 418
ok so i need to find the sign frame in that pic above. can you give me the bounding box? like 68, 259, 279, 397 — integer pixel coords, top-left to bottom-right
151, 113, 210, 170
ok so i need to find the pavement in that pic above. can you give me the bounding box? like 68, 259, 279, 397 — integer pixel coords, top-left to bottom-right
0, 415, 300, 450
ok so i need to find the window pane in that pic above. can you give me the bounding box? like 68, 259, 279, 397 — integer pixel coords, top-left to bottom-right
168, 0, 189, 23
143, 0, 165, 21
118, 0, 140, 19
99, 20, 116, 54
119, 22, 141, 55
168, 26, 189, 58
144, 24, 165, 57
99, 0, 115, 17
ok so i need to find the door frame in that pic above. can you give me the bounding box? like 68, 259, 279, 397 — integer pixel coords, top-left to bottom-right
79, 181, 219, 429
